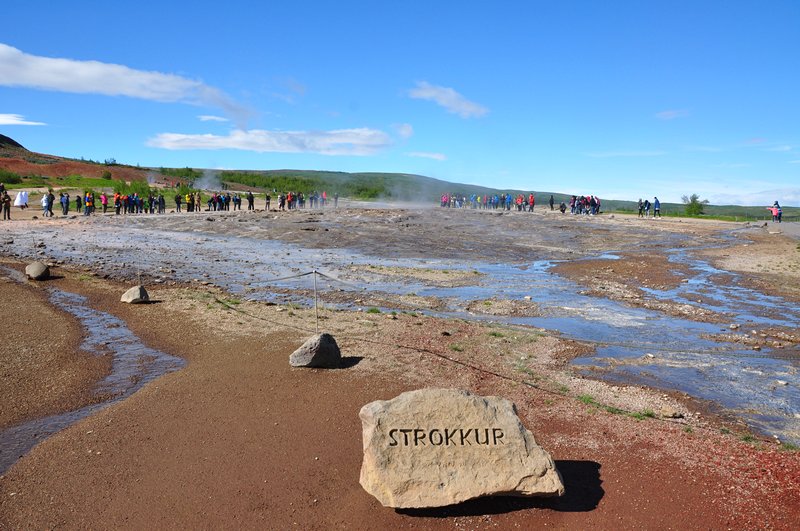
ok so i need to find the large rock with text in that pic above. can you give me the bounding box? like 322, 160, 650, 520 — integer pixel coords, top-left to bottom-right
359, 388, 564, 508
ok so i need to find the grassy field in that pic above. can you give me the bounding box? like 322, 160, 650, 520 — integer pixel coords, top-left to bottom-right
1, 172, 114, 191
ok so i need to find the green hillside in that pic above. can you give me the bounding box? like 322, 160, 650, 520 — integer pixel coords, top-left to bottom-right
210, 169, 797, 221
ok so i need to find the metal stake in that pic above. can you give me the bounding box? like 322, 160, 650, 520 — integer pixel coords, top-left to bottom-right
313, 269, 319, 333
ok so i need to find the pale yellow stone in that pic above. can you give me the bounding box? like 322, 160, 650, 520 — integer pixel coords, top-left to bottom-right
359, 388, 564, 508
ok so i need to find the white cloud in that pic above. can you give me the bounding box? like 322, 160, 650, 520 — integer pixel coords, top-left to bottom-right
197, 114, 230, 122
393, 123, 414, 139
0, 43, 250, 125
0, 113, 45, 126
407, 151, 447, 161
198, 115, 229, 122
585, 150, 666, 158
656, 109, 689, 120
764, 145, 792, 152
270, 76, 307, 104
408, 81, 488, 118
147, 128, 392, 156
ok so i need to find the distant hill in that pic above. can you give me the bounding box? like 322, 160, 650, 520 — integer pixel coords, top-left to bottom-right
0, 134, 25, 149
0, 135, 159, 183
0, 136, 795, 220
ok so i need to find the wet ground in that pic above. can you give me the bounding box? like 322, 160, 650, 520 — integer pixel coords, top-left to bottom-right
0, 266, 184, 474
2, 206, 798, 444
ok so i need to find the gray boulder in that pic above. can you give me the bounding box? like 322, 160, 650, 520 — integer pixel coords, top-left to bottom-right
289, 333, 341, 368
121, 285, 149, 304
25, 261, 49, 280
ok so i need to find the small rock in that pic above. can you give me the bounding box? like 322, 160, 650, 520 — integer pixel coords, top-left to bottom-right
120, 285, 149, 304
660, 407, 684, 419
25, 261, 50, 280
289, 333, 341, 368
729, 324, 740, 330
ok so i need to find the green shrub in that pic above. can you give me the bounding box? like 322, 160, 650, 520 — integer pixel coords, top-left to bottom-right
0, 168, 22, 184
682, 193, 709, 216
578, 395, 595, 405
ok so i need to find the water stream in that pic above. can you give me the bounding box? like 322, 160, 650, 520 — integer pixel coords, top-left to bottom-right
0, 270, 184, 474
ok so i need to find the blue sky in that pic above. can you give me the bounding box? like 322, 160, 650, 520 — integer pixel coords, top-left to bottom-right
2, 1, 799, 205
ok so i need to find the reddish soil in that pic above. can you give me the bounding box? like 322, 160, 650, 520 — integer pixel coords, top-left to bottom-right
0, 276, 110, 429
1, 266, 798, 529
0, 156, 152, 183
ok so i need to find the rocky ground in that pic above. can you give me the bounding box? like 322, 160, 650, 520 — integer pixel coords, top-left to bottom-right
1, 205, 799, 528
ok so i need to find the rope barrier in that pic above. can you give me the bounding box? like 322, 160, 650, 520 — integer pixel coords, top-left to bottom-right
234, 268, 799, 362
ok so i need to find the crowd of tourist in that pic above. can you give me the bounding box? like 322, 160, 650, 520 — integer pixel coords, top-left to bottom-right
440, 192, 604, 216
0, 183, 342, 220
440, 193, 542, 210
275, 191, 337, 210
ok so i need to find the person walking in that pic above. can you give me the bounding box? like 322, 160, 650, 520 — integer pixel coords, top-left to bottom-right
84, 192, 93, 215
767, 202, 782, 223
653, 197, 661, 218
2, 191, 11, 220
549, 194, 554, 211
41, 192, 50, 217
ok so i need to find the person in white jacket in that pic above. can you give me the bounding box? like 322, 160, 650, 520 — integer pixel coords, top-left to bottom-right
41, 193, 50, 216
